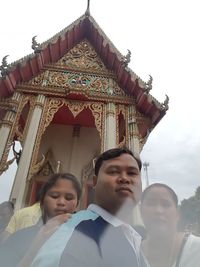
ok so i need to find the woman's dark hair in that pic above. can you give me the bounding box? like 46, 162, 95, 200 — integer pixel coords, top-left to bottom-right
39, 172, 82, 205
94, 147, 142, 176
141, 183, 178, 207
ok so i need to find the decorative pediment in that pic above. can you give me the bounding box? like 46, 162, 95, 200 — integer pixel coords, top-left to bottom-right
26, 40, 127, 100
56, 40, 108, 72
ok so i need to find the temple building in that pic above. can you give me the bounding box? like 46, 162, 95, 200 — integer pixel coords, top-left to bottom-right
0, 4, 168, 213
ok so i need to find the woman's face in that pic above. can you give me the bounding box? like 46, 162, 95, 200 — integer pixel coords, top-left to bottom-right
141, 186, 179, 236
42, 178, 78, 220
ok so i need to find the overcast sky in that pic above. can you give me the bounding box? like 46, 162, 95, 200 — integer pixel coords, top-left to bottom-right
0, 0, 200, 203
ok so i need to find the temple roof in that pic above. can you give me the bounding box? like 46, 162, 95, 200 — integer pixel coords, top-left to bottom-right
0, 12, 168, 127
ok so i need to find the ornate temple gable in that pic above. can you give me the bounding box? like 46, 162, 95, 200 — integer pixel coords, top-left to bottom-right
56, 40, 109, 73
0, 11, 167, 128
21, 40, 130, 103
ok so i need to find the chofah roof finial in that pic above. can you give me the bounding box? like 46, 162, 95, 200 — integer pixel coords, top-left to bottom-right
162, 94, 169, 110
145, 75, 153, 94
0, 55, 9, 77
122, 49, 131, 67
31, 36, 42, 53
85, 0, 90, 16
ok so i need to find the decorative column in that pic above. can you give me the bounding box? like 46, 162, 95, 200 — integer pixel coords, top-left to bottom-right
105, 102, 116, 150
11, 94, 45, 210
128, 106, 140, 155
128, 106, 143, 225
0, 92, 21, 162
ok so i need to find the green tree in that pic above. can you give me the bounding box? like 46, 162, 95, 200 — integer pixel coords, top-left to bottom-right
180, 186, 200, 235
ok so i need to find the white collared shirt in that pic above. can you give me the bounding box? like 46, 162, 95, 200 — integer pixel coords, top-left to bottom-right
88, 204, 142, 265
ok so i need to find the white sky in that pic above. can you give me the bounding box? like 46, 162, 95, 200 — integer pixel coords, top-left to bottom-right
0, 0, 200, 203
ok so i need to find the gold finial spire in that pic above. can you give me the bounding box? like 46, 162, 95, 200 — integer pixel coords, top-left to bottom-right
85, 0, 90, 16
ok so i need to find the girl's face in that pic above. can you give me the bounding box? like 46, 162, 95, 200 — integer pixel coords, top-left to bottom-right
141, 186, 179, 236
42, 178, 78, 221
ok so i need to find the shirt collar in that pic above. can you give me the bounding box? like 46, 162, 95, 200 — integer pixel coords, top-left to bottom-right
88, 204, 124, 227
88, 204, 142, 251
88, 204, 141, 235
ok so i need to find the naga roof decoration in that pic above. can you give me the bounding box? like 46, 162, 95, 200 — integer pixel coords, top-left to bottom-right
0, 12, 168, 128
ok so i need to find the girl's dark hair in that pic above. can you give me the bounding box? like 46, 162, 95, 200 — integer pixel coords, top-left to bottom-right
141, 183, 178, 207
94, 147, 142, 176
39, 172, 81, 205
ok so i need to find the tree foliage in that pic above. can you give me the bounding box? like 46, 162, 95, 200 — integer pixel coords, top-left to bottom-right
180, 186, 200, 235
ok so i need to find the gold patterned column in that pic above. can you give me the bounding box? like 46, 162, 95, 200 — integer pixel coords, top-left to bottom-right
0, 92, 21, 162
105, 102, 116, 150
11, 94, 46, 210
128, 106, 140, 155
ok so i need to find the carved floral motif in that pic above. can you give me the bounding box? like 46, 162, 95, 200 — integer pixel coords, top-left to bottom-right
28, 70, 125, 98
57, 40, 107, 71
27, 40, 126, 99
68, 102, 86, 118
